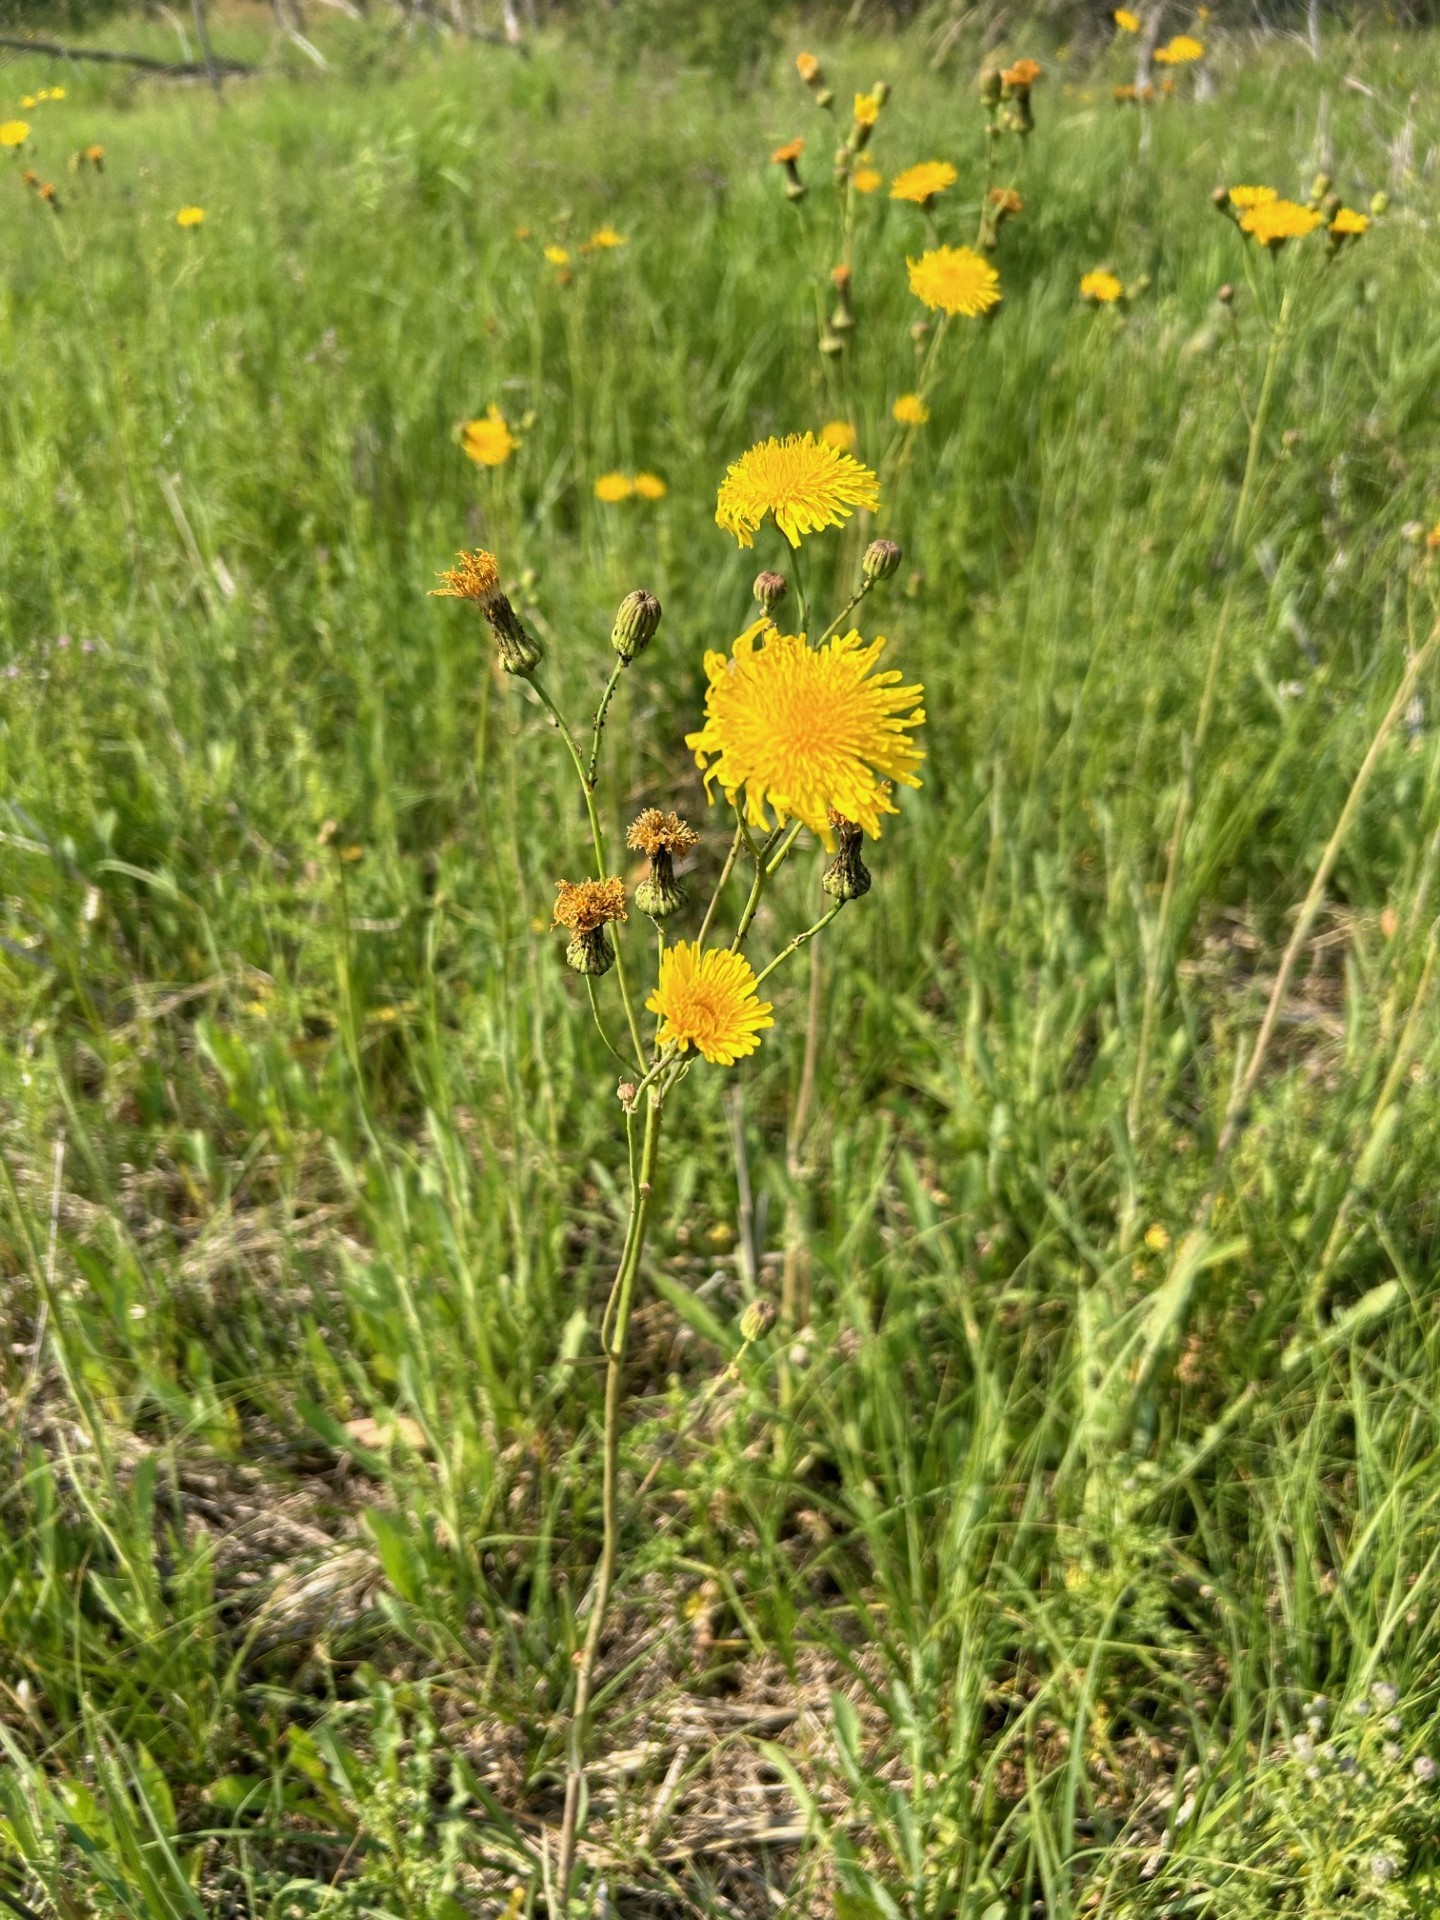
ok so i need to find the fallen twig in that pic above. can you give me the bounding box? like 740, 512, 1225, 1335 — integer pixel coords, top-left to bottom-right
0, 34, 256, 77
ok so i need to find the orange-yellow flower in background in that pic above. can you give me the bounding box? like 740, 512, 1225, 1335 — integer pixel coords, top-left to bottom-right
1113, 83, 1137, 101
515, 224, 533, 239
1, 121, 31, 146
1080, 268, 1124, 303
908, 245, 1001, 318
819, 420, 858, 452
796, 51, 822, 83
892, 392, 930, 425
890, 160, 958, 206
771, 137, 805, 165
18, 96, 36, 110
988, 187, 1024, 215
647, 943, 774, 1066
176, 205, 205, 227
1239, 198, 1323, 246
462, 406, 519, 467
853, 92, 881, 126
1114, 8, 1141, 29
633, 472, 668, 500
595, 472, 634, 503
589, 225, 627, 248
42, 87, 66, 101
543, 244, 570, 266
715, 433, 880, 550
1228, 184, 1277, 209
686, 619, 925, 842
1153, 34, 1204, 61
851, 164, 883, 193
1329, 206, 1368, 236
1002, 58, 1042, 87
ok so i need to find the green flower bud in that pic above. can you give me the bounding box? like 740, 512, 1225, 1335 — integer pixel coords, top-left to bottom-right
611, 589, 662, 664
634, 852, 687, 920
565, 927, 615, 975
862, 538, 902, 584
487, 593, 543, 675
739, 1299, 776, 1342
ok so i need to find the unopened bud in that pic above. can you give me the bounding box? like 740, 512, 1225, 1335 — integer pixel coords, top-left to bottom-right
1309, 171, 1332, 202
1210, 185, 1231, 214
1217, 283, 1234, 304
754, 570, 788, 611
1370, 190, 1389, 216
635, 852, 686, 920
1321, 191, 1342, 220
739, 1299, 776, 1343
815, 87, 834, 109
980, 66, 1004, 106
611, 588, 662, 663
822, 813, 872, 902
862, 538, 902, 584
872, 81, 891, 107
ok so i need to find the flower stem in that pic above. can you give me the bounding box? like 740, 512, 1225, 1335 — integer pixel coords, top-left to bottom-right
587, 658, 626, 788
697, 825, 743, 950
754, 902, 844, 986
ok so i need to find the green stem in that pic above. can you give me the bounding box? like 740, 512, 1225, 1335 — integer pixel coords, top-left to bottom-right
754, 902, 844, 986
587, 658, 626, 788
697, 825, 743, 950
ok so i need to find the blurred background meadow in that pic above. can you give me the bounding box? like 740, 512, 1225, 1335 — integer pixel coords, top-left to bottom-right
5, 0, 1440, 1914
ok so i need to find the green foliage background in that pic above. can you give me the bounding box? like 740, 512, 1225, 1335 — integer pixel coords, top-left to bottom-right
2, 10, 1440, 1918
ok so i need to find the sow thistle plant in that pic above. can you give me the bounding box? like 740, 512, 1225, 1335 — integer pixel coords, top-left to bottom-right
430, 434, 923, 1902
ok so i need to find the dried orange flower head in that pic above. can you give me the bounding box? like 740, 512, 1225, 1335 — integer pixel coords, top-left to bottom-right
771, 137, 805, 165
430, 549, 502, 605
627, 810, 699, 857
1002, 58, 1042, 88
988, 187, 1024, 214
552, 877, 628, 933
796, 52, 822, 83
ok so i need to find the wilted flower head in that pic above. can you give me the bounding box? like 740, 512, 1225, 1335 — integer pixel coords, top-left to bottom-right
430, 549, 542, 675
553, 876, 628, 975
686, 619, 925, 843
822, 810, 872, 901
716, 433, 880, 550
628, 809, 698, 919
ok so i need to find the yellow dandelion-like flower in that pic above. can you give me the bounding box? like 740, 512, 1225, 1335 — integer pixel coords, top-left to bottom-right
1329, 206, 1368, 236
686, 619, 925, 842
44, 88, 66, 101
819, 420, 858, 452
543, 244, 570, 266
429, 549, 503, 605
715, 433, 879, 551
1114, 8, 1141, 29
589, 225, 627, 248
633, 471, 667, 500
19, 96, 36, 110
908, 245, 1001, 319
1153, 33, 1204, 61
646, 942, 774, 1066
1239, 198, 1323, 246
892, 392, 930, 425
889, 160, 959, 206
0, 120, 28, 147
796, 52, 822, 83
851, 164, 883, 193
461, 406, 519, 468
1426, 523, 1440, 552
1227, 184, 1277, 209
853, 92, 881, 127
552, 876, 627, 933
595, 472, 634, 503
627, 809, 699, 857
1080, 268, 1124, 303
176, 205, 205, 227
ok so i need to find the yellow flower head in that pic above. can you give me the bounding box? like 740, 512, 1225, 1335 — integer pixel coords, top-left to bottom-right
1, 120, 30, 146
1228, 184, 1277, 209
514, 224, 533, 239
771, 137, 805, 165
552, 876, 627, 933
633, 471, 668, 500
86, 144, 105, 165
1239, 198, 1323, 246
589, 225, 627, 248
1080, 268, 1124, 303
595, 472, 634, 503
715, 433, 880, 550
908, 245, 1001, 318
19, 96, 36, 110
892, 392, 930, 425
1329, 206, 1368, 236
43, 88, 66, 101
889, 160, 958, 206
543, 244, 570, 266
626, 809, 699, 857
176, 205, 205, 227
851, 164, 883, 193
796, 52, 822, 83
1002, 58, 1042, 88
853, 92, 881, 127
462, 406, 519, 467
646, 942, 774, 1066
686, 619, 925, 842
819, 420, 858, 452
1153, 33, 1204, 61
430, 549, 503, 606
1114, 8, 1141, 29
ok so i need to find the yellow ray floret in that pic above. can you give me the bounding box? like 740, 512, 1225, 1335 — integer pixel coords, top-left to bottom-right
462, 406, 518, 467
1080, 269, 1124, 303
1239, 198, 1323, 246
715, 433, 880, 550
907, 245, 1002, 318
890, 160, 958, 205
647, 942, 774, 1066
1227, 184, 1277, 209
686, 620, 925, 843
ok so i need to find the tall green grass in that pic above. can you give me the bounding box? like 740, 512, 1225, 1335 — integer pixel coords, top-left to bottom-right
3, 14, 1440, 1916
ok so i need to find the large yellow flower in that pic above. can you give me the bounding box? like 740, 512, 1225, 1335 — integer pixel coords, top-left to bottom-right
715, 433, 880, 550
1239, 198, 1323, 246
462, 406, 518, 467
1154, 33, 1204, 60
908, 245, 1001, 318
647, 942, 774, 1066
890, 160, 958, 206
1080, 268, 1124, 303
0, 120, 29, 147
686, 620, 925, 842
1228, 184, 1277, 209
